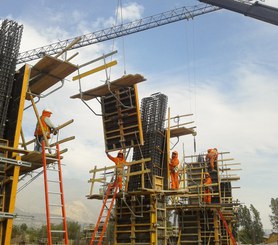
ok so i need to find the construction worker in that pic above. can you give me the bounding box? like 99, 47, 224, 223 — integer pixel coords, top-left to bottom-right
169, 150, 180, 189
203, 172, 212, 204
205, 148, 218, 172
106, 150, 126, 191
34, 109, 58, 152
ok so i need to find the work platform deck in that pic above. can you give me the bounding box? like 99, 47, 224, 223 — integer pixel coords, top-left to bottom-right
27, 55, 78, 98
0, 145, 60, 175
70, 74, 146, 100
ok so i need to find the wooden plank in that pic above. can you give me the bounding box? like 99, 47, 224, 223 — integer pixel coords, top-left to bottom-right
18, 152, 59, 175
170, 127, 196, 138
72, 60, 117, 81
27, 55, 78, 98
70, 74, 146, 100
0, 145, 30, 154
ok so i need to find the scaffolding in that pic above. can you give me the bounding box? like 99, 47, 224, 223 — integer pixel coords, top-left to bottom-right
87, 88, 240, 244
0, 24, 77, 243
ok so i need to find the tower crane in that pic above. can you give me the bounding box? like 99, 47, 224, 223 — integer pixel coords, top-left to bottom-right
17, 4, 220, 64
17, 0, 278, 65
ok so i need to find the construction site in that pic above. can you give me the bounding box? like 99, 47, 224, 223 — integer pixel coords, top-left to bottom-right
0, 0, 277, 244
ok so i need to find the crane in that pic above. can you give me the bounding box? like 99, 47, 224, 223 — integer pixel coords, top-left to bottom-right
17, 0, 278, 65
17, 4, 220, 64
200, 0, 278, 25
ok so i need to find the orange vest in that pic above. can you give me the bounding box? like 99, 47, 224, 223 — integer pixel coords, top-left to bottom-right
107, 154, 126, 175
204, 176, 212, 185
34, 115, 51, 138
170, 157, 179, 173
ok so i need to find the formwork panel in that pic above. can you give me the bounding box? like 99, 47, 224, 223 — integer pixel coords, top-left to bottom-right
129, 93, 168, 191
102, 84, 143, 152
0, 19, 23, 138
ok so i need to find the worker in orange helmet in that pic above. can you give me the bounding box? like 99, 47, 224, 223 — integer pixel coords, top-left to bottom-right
34, 108, 58, 152
205, 148, 218, 172
106, 150, 126, 191
169, 150, 180, 189
203, 172, 212, 204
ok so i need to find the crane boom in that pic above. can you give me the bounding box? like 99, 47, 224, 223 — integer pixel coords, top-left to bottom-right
200, 0, 278, 25
17, 4, 219, 64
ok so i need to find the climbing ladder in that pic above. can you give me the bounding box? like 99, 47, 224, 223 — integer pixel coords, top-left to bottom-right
90, 181, 118, 245
42, 141, 69, 245
217, 209, 237, 245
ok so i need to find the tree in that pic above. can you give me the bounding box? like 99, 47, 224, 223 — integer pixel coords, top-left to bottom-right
237, 204, 264, 244
250, 204, 264, 244
11, 225, 20, 239
238, 205, 253, 244
67, 221, 81, 240
269, 198, 278, 232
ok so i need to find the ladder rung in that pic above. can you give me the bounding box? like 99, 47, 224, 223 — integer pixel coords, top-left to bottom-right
51, 230, 65, 233
48, 191, 62, 195
47, 168, 59, 172
45, 157, 58, 161
50, 216, 64, 220
48, 180, 61, 183
49, 204, 63, 207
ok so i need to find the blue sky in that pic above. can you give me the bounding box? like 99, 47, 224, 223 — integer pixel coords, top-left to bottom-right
2, 0, 278, 229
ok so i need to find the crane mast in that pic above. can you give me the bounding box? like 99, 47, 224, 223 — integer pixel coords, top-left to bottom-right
17, 4, 220, 64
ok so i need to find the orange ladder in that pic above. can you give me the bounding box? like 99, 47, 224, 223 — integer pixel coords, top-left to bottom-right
90, 181, 119, 245
217, 209, 237, 245
42, 141, 69, 245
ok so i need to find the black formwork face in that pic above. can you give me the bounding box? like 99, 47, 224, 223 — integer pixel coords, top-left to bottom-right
129, 93, 168, 191
115, 194, 166, 245
4, 65, 26, 148
101, 85, 143, 152
0, 20, 23, 138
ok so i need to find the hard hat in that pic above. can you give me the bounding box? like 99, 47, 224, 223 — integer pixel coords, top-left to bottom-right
172, 151, 178, 155
117, 150, 123, 157
43, 108, 52, 114
205, 172, 210, 176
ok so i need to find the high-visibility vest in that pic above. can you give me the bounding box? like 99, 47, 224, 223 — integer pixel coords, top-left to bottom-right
34, 115, 51, 138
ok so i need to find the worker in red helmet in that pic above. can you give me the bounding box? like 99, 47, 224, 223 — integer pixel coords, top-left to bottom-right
205, 148, 218, 172
34, 108, 58, 152
169, 150, 180, 189
203, 172, 212, 204
106, 150, 126, 191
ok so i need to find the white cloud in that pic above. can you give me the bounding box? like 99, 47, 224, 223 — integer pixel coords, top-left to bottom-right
116, 2, 144, 22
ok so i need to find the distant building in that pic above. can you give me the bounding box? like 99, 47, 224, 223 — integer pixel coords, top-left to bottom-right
265, 232, 278, 245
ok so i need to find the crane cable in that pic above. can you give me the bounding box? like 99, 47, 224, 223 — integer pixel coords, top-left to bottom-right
109, 0, 127, 78
183, 18, 198, 154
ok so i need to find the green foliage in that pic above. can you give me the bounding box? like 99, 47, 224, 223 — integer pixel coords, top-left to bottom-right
250, 204, 264, 244
12, 220, 82, 243
65, 220, 81, 240
237, 204, 264, 245
269, 197, 278, 232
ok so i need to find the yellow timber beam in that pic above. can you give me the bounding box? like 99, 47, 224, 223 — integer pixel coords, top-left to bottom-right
72, 60, 117, 81
3, 64, 30, 245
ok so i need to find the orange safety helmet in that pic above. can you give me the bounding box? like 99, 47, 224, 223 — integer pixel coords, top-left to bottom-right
172, 150, 178, 155
205, 172, 210, 177
117, 150, 124, 158
43, 108, 52, 114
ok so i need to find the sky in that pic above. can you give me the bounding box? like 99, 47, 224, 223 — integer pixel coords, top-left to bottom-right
1, 0, 278, 230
